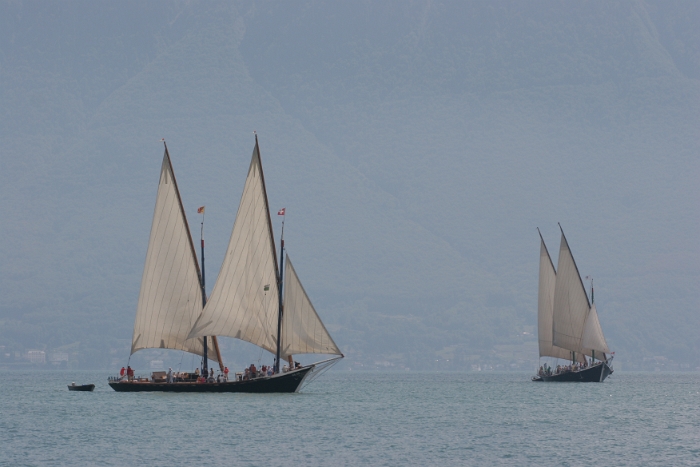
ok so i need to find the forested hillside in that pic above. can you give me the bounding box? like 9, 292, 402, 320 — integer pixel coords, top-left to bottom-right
0, 1, 697, 370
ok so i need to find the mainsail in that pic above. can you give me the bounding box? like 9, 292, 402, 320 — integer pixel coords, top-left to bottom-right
188, 140, 280, 354
551, 230, 591, 355
537, 233, 571, 360
188, 138, 342, 363
280, 256, 342, 358
131, 146, 217, 361
551, 227, 610, 361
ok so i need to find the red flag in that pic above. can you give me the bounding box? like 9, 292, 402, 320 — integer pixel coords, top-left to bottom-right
277, 208, 285, 216
197, 206, 205, 214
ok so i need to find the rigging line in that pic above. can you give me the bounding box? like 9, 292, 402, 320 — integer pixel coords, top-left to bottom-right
177, 350, 184, 373
300, 357, 342, 390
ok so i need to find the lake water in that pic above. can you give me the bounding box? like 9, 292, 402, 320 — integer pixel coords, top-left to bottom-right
1, 371, 699, 466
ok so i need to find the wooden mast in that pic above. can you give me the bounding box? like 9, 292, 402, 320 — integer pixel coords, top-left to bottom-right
591, 277, 595, 365
200, 212, 209, 376
251, 133, 283, 373
199, 208, 224, 373
276, 213, 285, 373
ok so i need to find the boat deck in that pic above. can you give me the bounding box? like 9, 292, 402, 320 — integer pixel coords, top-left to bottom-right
532, 361, 613, 383
108, 366, 312, 393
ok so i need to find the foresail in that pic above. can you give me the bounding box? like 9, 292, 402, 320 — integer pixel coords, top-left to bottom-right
551, 230, 591, 354
131, 148, 217, 361
537, 235, 571, 360
581, 304, 610, 356
187, 141, 280, 354
281, 256, 342, 358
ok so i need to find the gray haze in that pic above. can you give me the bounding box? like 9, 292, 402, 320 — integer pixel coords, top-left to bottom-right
0, 0, 698, 371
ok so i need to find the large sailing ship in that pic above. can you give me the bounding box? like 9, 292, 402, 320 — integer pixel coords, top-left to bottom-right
109, 137, 342, 393
532, 225, 613, 382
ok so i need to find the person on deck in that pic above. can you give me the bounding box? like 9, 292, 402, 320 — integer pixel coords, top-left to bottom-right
249, 364, 257, 379
120, 367, 126, 378
167, 368, 173, 383
224, 367, 229, 381
195, 368, 200, 378
127, 366, 134, 381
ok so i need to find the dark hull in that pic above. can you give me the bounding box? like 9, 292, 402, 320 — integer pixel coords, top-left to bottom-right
532, 361, 613, 382
68, 384, 95, 391
108, 367, 312, 393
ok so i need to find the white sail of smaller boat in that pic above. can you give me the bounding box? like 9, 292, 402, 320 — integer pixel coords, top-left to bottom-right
550, 226, 610, 361
130, 146, 217, 360
581, 303, 610, 356
537, 231, 571, 361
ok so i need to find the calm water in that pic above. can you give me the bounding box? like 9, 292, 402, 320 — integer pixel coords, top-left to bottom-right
1, 371, 699, 466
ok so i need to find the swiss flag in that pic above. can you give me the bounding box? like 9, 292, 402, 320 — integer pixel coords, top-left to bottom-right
277, 208, 286, 216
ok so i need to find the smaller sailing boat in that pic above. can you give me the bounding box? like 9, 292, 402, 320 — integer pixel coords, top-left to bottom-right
109, 136, 342, 393
532, 225, 613, 382
68, 383, 95, 392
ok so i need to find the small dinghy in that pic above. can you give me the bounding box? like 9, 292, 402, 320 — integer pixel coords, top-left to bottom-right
68, 382, 95, 392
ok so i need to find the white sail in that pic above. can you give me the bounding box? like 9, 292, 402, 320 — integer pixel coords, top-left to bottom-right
280, 256, 342, 358
187, 141, 280, 354
131, 148, 217, 361
537, 235, 571, 360
581, 303, 610, 356
551, 231, 591, 355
